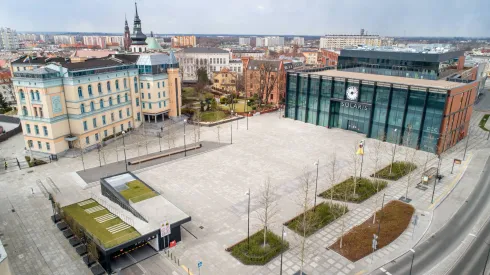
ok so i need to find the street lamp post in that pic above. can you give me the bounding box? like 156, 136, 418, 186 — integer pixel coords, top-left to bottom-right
483, 241, 490, 275
431, 154, 442, 204
409, 249, 416, 275
279, 225, 286, 275
390, 129, 398, 174
463, 127, 470, 160
184, 119, 187, 157
246, 188, 251, 251
247, 112, 250, 130
158, 128, 162, 152
122, 131, 128, 171
314, 160, 319, 211
231, 111, 234, 144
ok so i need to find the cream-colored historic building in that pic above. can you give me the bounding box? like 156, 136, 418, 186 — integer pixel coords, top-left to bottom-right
212, 68, 236, 93
10, 52, 181, 155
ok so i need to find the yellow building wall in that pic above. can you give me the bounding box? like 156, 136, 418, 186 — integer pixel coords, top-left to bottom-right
167, 68, 181, 117
139, 78, 170, 115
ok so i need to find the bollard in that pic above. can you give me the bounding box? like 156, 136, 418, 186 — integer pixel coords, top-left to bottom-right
178, 259, 180, 265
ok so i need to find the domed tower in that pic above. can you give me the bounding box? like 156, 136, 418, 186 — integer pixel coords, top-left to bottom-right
123, 14, 132, 51
130, 2, 147, 53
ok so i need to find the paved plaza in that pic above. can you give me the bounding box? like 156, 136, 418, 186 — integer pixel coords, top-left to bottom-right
0, 109, 490, 275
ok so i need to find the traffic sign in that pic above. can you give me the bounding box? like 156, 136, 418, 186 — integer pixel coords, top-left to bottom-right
198, 261, 203, 268
160, 222, 171, 237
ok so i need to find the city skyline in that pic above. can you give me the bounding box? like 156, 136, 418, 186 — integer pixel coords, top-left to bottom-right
1, 0, 489, 37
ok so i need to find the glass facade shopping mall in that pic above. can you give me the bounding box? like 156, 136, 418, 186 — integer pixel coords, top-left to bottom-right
285, 70, 478, 154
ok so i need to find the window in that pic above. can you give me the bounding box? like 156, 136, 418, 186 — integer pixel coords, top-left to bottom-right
90, 101, 95, 111
116, 80, 120, 90
22, 106, 28, 116
107, 81, 111, 92
117, 95, 121, 104
81, 104, 85, 113
26, 124, 31, 134
98, 83, 102, 94
78, 87, 83, 98
100, 99, 104, 109
46, 142, 50, 151
164, 101, 167, 107
38, 141, 42, 149
109, 97, 113, 106
159, 102, 162, 108
35, 91, 40, 100
158, 82, 160, 88
149, 103, 152, 109
119, 110, 122, 119
111, 113, 114, 121
28, 140, 33, 148
126, 108, 130, 116
142, 102, 146, 108
34, 125, 39, 135
124, 78, 127, 89
128, 121, 131, 128
125, 93, 128, 102
102, 115, 106, 125
30, 90, 34, 100
162, 81, 165, 87
20, 90, 25, 100
136, 98, 140, 107
43, 126, 48, 136
134, 77, 138, 91
85, 137, 90, 144
140, 83, 143, 89
95, 133, 99, 141
83, 121, 88, 131
88, 85, 93, 96
39, 107, 43, 117
92, 118, 97, 128
148, 93, 151, 99
137, 112, 141, 121
120, 124, 124, 131
147, 83, 150, 89
141, 93, 144, 99
34, 107, 38, 117
162, 91, 166, 97
158, 92, 161, 98
104, 130, 108, 137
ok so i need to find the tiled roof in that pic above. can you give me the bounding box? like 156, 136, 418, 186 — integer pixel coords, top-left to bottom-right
247, 60, 281, 71
182, 47, 228, 54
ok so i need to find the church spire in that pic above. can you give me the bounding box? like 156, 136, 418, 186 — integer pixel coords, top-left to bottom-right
135, 2, 139, 20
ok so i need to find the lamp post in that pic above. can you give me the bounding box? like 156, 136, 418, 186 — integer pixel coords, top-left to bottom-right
247, 111, 250, 130
313, 160, 319, 211
431, 153, 442, 204
245, 188, 251, 251
279, 225, 286, 275
158, 128, 162, 152
230, 110, 234, 144
184, 119, 187, 157
463, 127, 471, 160
390, 129, 398, 174
122, 131, 127, 171
483, 241, 490, 275
409, 249, 416, 275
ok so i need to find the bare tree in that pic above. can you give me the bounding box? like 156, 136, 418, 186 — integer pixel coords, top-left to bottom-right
256, 177, 279, 247
401, 125, 418, 200
193, 109, 202, 142
326, 152, 341, 205
350, 142, 361, 197
257, 62, 278, 107
295, 168, 317, 275
165, 121, 177, 149
215, 125, 221, 144
388, 129, 400, 174
370, 137, 385, 224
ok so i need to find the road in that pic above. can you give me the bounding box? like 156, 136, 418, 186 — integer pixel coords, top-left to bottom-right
371, 154, 490, 275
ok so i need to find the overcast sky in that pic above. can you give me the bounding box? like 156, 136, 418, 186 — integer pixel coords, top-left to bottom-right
1, 0, 489, 37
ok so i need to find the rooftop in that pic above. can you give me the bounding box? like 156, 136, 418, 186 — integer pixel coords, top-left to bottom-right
135, 53, 177, 66
182, 47, 228, 54
11, 55, 67, 65
72, 50, 116, 58
340, 47, 465, 63
247, 60, 281, 71
344, 44, 456, 54
232, 49, 265, 53
62, 57, 134, 71
307, 70, 464, 90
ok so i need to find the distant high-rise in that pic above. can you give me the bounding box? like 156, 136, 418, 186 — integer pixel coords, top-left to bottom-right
53, 35, 76, 45
82, 36, 107, 49
238, 37, 251, 46
292, 37, 305, 46
360, 29, 365, 36
0, 27, 19, 50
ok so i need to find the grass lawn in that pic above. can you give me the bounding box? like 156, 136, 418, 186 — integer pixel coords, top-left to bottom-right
182, 87, 197, 98
319, 177, 388, 203
119, 180, 157, 203
228, 229, 289, 265
201, 110, 227, 122
231, 102, 253, 112
329, 200, 415, 261
286, 202, 348, 237
374, 161, 418, 181
479, 114, 489, 131
63, 200, 140, 249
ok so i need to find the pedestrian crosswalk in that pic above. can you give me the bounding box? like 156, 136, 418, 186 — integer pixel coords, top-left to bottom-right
107, 223, 131, 234
78, 199, 95, 207
84, 205, 104, 214
95, 213, 116, 223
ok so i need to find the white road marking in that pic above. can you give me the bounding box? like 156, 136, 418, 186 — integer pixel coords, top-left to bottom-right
380, 267, 386, 272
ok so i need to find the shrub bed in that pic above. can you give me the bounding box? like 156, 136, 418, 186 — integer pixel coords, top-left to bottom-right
25, 156, 47, 167
285, 202, 348, 237
227, 229, 289, 265
201, 111, 227, 122
329, 200, 415, 262
479, 114, 489, 131
319, 177, 388, 203
374, 161, 417, 181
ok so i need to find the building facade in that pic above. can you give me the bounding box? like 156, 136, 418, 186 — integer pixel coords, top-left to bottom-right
0, 71, 14, 106
292, 37, 305, 46
302, 50, 319, 65
83, 36, 107, 49
244, 59, 285, 105
172, 36, 196, 48
53, 35, 76, 45
319, 49, 339, 67
238, 37, 251, 46
232, 50, 265, 59
0, 27, 19, 50
285, 70, 478, 154
10, 53, 181, 155
319, 34, 393, 49
212, 68, 237, 93
228, 59, 243, 74
176, 47, 230, 82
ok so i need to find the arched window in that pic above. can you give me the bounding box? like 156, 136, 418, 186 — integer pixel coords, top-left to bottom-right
124, 78, 127, 89
158, 82, 160, 88
99, 99, 104, 109
98, 83, 102, 94
117, 95, 121, 104
139, 48, 142, 53
116, 80, 120, 90
109, 97, 113, 106
35, 90, 40, 100
80, 104, 85, 114
125, 93, 128, 102
19, 89, 25, 100
78, 87, 83, 98
90, 101, 95, 111
30, 90, 34, 100
88, 85, 93, 96
107, 81, 111, 92
22, 106, 28, 116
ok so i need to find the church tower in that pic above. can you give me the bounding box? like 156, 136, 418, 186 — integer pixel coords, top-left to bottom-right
123, 15, 132, 51
130, 2, 147, 53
